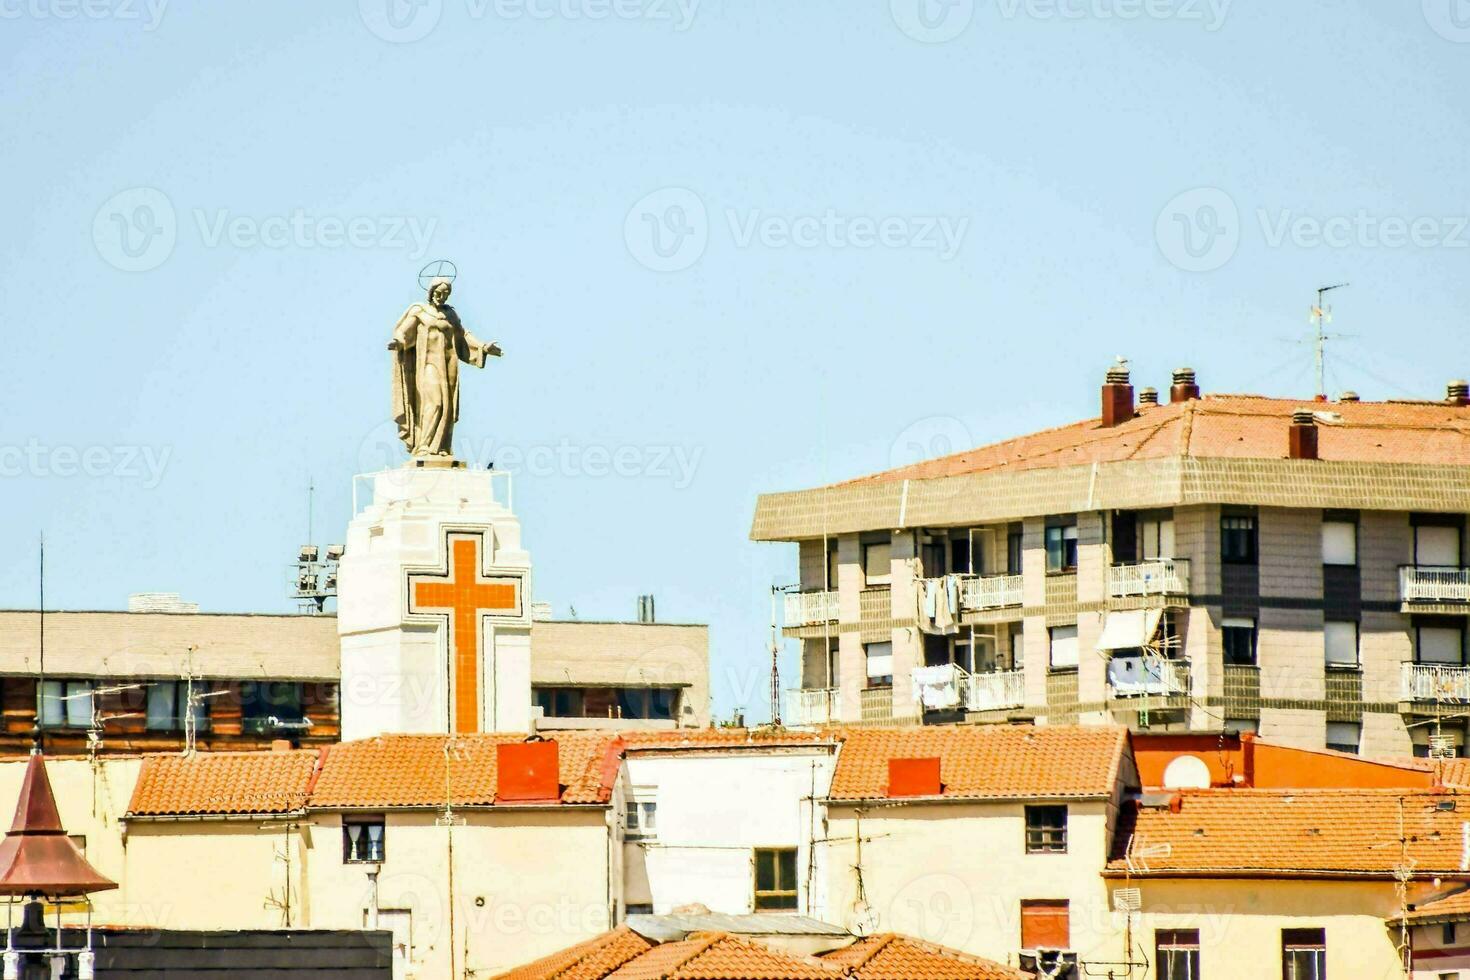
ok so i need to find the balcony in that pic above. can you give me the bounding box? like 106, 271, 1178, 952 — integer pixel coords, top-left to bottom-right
783, 590, 839, 628
911, 665, 1025, 713
784, 687, 838, 726
1401, 566, 1470, 606
1106, 656, 1189, 698
1402, 663, 1470, 704
1108, 559, 1190, 599
958, 573, 1024, 611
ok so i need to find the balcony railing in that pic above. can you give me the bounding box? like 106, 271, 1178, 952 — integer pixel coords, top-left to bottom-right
1402, 662, 1470, 704
1401, 566, 1470, 605
784, 687, 838, 725
1108, 559, 1190, 599
965, 669, 1026, 712
783, 590, 840, 628
910, 665, 1026, 713
958, 573, 1024, 611
1107, 656, 1189, 697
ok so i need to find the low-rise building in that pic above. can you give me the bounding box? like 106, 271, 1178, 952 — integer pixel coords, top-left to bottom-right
754, 365, 1470, 757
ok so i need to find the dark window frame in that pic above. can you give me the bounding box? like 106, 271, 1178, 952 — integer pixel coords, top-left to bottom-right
1221, 514, 1258, 564
1281, 927, 1326, 980
1223, 619, 1258, 667
342, 815, 386, 864
753, 847, 798, 911
1044, 519, 1079, 574
1156, 929, 1200, 980
1025, 804, 1068, 854
39, 679, 94, 730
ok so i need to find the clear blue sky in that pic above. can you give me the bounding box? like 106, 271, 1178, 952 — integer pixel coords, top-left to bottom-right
4, 1, 1468, 721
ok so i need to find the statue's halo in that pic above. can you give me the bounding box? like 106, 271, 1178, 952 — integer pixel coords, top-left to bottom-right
417, 258, 458, 292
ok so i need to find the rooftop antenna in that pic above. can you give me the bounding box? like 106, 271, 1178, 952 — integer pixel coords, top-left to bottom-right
768, 586, 782, 726
1310, 283, 1350, 399
35, 535, 44, 753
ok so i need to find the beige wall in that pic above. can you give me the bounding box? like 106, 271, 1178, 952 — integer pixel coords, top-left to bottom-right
824, 800, 1121, 968
530, 621, 710, 728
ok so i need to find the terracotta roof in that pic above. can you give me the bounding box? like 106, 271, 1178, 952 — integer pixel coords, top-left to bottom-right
840, 395, 1470, 487
819, 934, 1026, 980
127, 749, 320, 816
308, 732, 620, 808
1399, 887, 1470, 925
495, 931, 1023, 980
1108, 789, 1470, 878
828, 725, 1130, 802
496, 926, 656, 980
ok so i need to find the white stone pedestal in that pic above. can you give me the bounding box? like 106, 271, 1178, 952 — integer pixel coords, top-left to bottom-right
337, 463, 532, 740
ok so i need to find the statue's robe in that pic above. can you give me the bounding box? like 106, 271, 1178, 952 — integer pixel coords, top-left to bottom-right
391, 303, 488, 456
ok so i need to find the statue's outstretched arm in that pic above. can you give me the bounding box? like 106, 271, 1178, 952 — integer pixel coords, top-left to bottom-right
461, 327, 503, 362
388, 307, 420, 351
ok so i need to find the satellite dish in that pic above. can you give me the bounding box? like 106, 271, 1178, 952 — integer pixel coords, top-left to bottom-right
1162, 754, 1211, 790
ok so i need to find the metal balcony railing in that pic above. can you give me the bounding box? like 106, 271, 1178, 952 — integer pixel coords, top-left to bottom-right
784, 687, 838, 725
1107, 656, 1189, 697
910, 665, 1026, 713
1107, 559, 1190, 599
783, 590, 840, 628
1402, 662, 1470, 703
958, 573, 1024, 611
965, 669, 1026, 712
1400, 566, 1470, 605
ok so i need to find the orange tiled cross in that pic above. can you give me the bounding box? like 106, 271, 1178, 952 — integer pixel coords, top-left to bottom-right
408, 534, 521, 733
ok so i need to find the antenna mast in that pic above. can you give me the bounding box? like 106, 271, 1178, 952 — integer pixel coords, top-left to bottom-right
769, 587, 782, 726
1310, 283, 1350, 399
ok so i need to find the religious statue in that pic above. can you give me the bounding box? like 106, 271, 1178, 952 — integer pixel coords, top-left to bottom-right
388, 277, 502, 457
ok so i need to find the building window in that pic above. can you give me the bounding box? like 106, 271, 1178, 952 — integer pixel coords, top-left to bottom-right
1007, 526, 1024, 573
1415, 522, 1463, 567
534, 686, 679, 720
145, 681, 211, 733
1324, 621, 1359, 669
921, 540, 947, 578
1322, 519, 1357, 566
1221, 514, 1258, 564
1048, 625, 1078, 671
824, 638, 840, 689
1443, 922, 1456, 945
1223, 618, 1257, 666
1010, 628, 1024, 668
1045, 520, 1078, 573
1139, 516, 1176, 561
625, 903, 654, 916
1281, 927, 1326, 980
862, 540, 892, 585
1025, 805, 1067, 853
753, 847, 798, 911
1325, 721, 1361, 755
240, 681, 306, 735
616, 688, 678, 721
39, 680, 93, 729
1156, 929, 1200, 980
343, 817, 385, 863
865, 642, 893, 688
1416, 624, 1466, 666
626, 796, 657, 841
1225, 717, 1259, 735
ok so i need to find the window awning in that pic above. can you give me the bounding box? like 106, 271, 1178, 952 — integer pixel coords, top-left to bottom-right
1096, 609, 1163, 652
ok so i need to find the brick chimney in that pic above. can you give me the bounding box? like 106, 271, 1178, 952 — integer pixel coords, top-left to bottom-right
1288, 409, 1319, 460
1101, 364, 1134, 427
1170, 368, 1200, 403
1448, 380, 1469, 407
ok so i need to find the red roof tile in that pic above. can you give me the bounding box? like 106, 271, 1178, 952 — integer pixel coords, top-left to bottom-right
840, 395, 1470, 486
127, 749, 320, 816
496, 926, 656, 980
1108, 789, 1470, 877
1400, 887, 1470, 924
308, 733, 620, 808
606, 933, 837, 980
828, 725, 1129, 802
819, 934, 1026, 980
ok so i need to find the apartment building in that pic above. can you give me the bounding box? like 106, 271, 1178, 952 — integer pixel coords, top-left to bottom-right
753, 365, 1470, 757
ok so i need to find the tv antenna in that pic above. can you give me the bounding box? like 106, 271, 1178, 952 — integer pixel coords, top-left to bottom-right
1309, 283, 1351, 399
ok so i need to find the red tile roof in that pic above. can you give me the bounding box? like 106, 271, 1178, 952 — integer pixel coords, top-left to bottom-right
1400, 887, 1470, 924
496, 927, 656, 980
840, 395, 1470, 487
828, 725, 1130, 802
494, 931, 1023, 980
127, 749, 321, 816
309, 733, 621, 808
1108, 789, 1470, 878
621, 729, 835, 752
818, 935, 1026, 980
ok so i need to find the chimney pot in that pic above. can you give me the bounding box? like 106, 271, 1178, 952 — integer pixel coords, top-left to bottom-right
1101, 364, 1134, 427
1339, 391, 1360, 402
1138, 387, 1159, 406
1289, 409, 1319, 460
1448, 380, 1469, 406
1170, 367, 1200, 403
